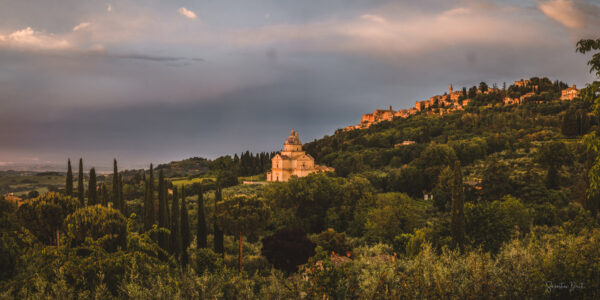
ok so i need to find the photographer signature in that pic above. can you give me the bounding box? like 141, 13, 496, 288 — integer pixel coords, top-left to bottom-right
546, 281, 584, 293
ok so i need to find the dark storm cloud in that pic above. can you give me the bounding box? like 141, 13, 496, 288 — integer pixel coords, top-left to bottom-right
0, 0, 598, 169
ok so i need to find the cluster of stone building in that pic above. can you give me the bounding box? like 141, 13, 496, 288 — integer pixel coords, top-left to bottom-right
502, 79, 580, 105
344, 80, 581, 131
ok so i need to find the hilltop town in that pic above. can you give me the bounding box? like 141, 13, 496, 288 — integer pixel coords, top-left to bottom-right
344, 78, 581, 131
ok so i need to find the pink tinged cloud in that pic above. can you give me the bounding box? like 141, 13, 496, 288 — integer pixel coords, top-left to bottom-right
178, 7, 197, 19
0, 27, 71, 50
539, 0, 586, 29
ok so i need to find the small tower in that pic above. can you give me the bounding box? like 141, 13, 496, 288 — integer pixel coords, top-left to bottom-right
449, 84, 453, 94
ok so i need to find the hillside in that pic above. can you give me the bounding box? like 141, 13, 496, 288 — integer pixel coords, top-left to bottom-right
304, 77, 593, 205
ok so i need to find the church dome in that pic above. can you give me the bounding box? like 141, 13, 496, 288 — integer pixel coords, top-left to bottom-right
284, 129, 301, 145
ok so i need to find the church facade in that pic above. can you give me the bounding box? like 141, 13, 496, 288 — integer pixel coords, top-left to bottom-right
266, 130, 334, 182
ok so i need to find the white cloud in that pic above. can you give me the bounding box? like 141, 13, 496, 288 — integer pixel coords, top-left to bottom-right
442, 7, 472, 17
0, 27, 70, 50
538, 0, 600, 30
178, 7, 197, 20
539, 0, 585, 28
360, 14, 386, 24
73, 22, 91, 31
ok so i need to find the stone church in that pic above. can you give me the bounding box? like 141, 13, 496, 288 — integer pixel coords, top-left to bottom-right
266, 130, 334, 182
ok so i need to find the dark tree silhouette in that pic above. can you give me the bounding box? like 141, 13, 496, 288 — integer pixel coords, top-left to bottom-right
261, 227, 316, 273
78, 158, 84, 206
66, 159, 73, 197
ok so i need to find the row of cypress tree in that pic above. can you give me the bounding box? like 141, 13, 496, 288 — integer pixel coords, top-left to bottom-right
141, 165, 222, 268
65, 158, 126, 216
66, 158, 222, 267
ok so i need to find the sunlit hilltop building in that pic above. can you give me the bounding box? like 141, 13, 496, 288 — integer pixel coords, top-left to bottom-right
266, 130, 334, 182
560, 85, 580, 100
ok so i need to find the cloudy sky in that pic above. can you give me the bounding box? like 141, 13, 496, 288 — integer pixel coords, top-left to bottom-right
0, 0, 598, 170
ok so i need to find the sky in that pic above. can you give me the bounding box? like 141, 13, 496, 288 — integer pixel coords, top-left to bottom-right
0, 0, 599, 171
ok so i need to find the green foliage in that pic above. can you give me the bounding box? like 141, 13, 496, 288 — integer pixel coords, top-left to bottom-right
180, 186, 191, 267
450, 160, 465, 248
535, 141, 572, 189
0, 231, 20, 281
196, 186, 208, 249
78, 158, 84, 206
217, 194, 270, 271
17, 192, 78, 245
66, 159, 73, 197
465, 196, 531, 253
481, 159, 512, 200
365, 193, 423, 243
193, 248, 222, 274
157, 170, 169, 251
263, 173, 376, 235
314, 228, 352, 255
576, 38, 600, 78
216, 194, 271, 236
143, 164, 155, 231
88, 168, 97, 206
261, 227, 316, 273
388, 165, 425, 198
65, 205, 127, 252
170, 184, 181, 256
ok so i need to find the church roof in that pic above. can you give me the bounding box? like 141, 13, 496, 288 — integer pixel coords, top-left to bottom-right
284, 129, 301, 145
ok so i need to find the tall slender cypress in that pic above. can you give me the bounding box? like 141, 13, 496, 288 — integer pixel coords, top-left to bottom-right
112, 159, 119, 207
213, 181, 224, 257
148, 164, 154, 224
158, 170, 169, 250
143, 164, 155, 231
451, 160, 466, 249
101, 183, 108, 207
66, 159, 73, 197
180, 185, 191, 268
88, 168, 97, 205
78, 158, 84, 206
170, 186, 181, 257
118, 174, 126, 216
197, 185, 207, 248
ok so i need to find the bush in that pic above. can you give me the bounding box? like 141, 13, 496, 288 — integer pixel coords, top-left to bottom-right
314, 228, 352, 256
65, 205, 128, 252
193, 248, 222, 274
261, 228, 316, 273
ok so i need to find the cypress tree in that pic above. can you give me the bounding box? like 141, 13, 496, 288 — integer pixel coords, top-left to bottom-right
214, 181, 224, 257
66, 159, 73, 197
148, 164, 154, 224
180, 185, 191, 268
157, 170, 169, 250
112, 159, 119, 207
197, 185, 207, 248
118, 174, 126, 216
143, 164, 155, 231
170, 186, 181, 257
450, 160, 465, 249
78, 158, 84, 206
101, 183, 108, 207
88, 168, 97, 205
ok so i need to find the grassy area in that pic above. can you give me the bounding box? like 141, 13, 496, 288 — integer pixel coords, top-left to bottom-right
0, 174, 65, 196
171, 177, 215, 187
239, 174, 267, 181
